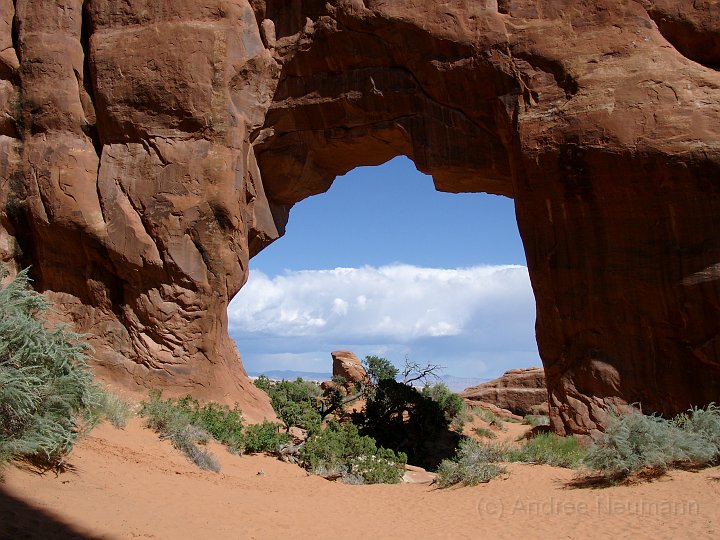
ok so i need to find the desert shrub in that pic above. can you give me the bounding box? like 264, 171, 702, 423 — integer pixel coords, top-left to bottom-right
265, 378, 323, 433
276, 399, 322, 434
253, 374, 272, 392
436, 438, 506, 487
0, 267, 103, 469
523, 414, 550, 427
140, 391, 291, 468
348, 450, 405, 484
243, 421, 290, 454
93, 390, 133, 429
140, 390, 191, 434
171, 424, 220, 472
140, 391, 219, 470
473, 427, 497, 439
299, 421, 406, 484
450, 409, 474, 433
271, 378, 322, 404
506, 433, 584, 468
475, 408, 506, 431
475, 409, 496, 423
175, 395, 245, 450
583, 408, 719, 478
675, 403, 720, 455
422, 383, 465, 423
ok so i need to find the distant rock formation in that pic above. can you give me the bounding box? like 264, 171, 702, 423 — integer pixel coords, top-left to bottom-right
331, 350, 367, 387
2, 1, 720, 433
461, 368, 548, 416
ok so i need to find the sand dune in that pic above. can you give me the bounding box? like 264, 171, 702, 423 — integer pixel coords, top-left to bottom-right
2, 418, 719, 539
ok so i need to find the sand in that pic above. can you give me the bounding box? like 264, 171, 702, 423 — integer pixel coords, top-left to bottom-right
2, 418, 719, 540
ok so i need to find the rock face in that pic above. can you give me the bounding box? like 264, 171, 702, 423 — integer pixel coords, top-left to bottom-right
460, 368, 548, 416
2, 1, 720, 434
331, 350, 367, 387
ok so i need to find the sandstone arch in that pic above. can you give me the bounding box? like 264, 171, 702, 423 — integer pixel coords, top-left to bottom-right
1, 0, 719, 434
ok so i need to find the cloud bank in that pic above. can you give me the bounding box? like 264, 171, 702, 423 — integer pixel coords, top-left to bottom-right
228, 264, 539, 378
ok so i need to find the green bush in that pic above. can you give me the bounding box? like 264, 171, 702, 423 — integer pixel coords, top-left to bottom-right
175, 395, 245, 450
140, 391, 220, 470
475, 409, 496, 423
253, 374, 272, 393
244, 421, 290, 454
349, 449, 406, 484
523, 414, 550, 427
422, 383, 465, 423
437, 438, 506, 487
583, 407, 720, 478
140, 391, 291, 468
506, 433, 584, 468
0, 267, 103, 469
473, 427, 497, 439
475, 408, 506, 430
261, 378, 323, 433
299, 421, 406, 484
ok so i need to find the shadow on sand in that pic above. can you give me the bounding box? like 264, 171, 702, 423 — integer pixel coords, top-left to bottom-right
0, 485, 100, 540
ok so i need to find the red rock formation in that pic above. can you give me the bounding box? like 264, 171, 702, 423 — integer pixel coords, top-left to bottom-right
2, 1, 720, 433
460, 368, 548, 416
331, 350, 367, 387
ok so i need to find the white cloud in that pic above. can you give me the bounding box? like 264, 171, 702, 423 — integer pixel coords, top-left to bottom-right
228, 264, 540, 377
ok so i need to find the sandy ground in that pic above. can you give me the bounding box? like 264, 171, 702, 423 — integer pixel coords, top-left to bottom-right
2, 418, 719, 540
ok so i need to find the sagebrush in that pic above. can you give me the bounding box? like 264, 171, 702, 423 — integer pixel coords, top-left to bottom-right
583, 405, 720, 478
0, 267, 104, 469
140, 391, 289, 471
436, 438, 506, 487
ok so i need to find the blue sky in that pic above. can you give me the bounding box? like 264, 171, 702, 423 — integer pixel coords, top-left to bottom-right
228, 156, 540, 379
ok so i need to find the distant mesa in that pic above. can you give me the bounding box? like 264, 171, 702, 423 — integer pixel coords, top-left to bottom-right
460, 368, 548, 417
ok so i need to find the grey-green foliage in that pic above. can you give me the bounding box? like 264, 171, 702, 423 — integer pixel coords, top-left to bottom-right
140, 391, 289, 471
140, 391, 222, 471
675, 404, 720, 455
505, 432, 584, 468
583, 406, 720, 478
523, 414, 550, 427
436, 438, 506, 487
476, 408, 506, 430
93, 390, 133, 429
438, 433, 584, 487
472, 426, 497, 439
0, 267, 103, 468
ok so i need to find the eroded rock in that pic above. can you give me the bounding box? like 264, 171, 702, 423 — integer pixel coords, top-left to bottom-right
460, 368, 548, 416
331, 350, 367, 387
2, 0, 720, 432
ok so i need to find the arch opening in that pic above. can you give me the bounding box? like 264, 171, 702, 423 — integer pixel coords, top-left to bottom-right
230, 156, 539, 388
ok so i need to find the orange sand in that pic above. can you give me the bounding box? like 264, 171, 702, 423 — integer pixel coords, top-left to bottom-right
2, 418, 719, 539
